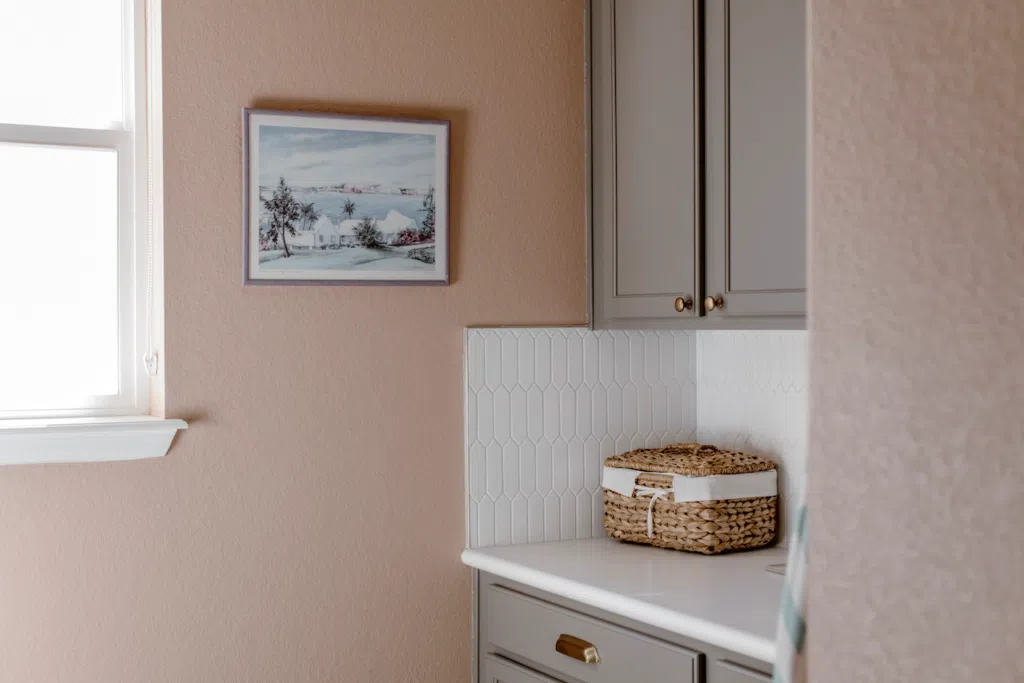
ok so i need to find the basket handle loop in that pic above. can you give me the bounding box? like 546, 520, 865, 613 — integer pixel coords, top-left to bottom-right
634, 485, 670, 538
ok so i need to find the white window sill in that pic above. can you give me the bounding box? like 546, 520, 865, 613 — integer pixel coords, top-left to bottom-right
0, 416, 188, 466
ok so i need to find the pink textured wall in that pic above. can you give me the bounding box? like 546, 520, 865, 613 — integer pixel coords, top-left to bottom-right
0, 1, 585, 681
809, 1, 1024, 680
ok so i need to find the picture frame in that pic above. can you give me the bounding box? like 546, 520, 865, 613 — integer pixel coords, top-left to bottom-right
242, 109, 450, 285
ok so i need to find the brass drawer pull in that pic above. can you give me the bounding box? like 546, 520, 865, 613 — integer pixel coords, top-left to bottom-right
555, 634, 600, 664
674, 296, 693, 312
704, 295, 724, 312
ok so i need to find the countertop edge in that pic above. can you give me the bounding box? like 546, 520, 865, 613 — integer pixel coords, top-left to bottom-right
464, 548, 774, 663
462, 548, 777, 665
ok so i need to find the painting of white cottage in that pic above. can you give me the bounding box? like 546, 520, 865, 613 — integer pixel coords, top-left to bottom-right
244, 110, 449, 285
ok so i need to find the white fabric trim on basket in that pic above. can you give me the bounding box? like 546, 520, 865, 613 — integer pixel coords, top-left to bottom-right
601, 466, 643, 496
671, 470, 778, 503
601, 466, 778, 503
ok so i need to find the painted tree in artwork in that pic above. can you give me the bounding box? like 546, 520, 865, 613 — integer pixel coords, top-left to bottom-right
342, 198, 357, 220
262, 177, 301, 257
354, 216, 386, 249
418, 186, 436, 239
299, 201, 320, 232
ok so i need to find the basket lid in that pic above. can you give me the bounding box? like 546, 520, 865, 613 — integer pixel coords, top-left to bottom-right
604, 442, 774, 477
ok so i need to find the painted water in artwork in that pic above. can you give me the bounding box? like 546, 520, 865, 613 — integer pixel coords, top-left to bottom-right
256, 125, 439, 274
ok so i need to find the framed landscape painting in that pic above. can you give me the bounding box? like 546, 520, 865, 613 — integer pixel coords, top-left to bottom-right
243, 109, 450, 285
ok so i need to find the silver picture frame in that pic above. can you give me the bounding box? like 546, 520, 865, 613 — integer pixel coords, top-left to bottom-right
242, 108, 451, 286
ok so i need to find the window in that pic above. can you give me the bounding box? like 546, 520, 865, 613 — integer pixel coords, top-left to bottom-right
0, 0, 154, 419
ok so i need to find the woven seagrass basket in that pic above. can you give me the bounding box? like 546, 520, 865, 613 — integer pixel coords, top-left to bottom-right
602, 443, 777, 555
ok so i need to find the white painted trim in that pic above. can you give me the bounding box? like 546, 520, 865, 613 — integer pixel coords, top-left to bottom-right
0, 0, 157, 420
0, 417, 187, 466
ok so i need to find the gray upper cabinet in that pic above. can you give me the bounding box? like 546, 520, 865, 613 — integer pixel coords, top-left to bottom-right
590, 0, 702, 327
704, 0, 807, 322
589, 0, 807, 329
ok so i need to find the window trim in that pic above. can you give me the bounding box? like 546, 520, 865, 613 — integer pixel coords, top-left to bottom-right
0, 417, 187, 466
0, 0, 151, 420
0, 0, 185, 463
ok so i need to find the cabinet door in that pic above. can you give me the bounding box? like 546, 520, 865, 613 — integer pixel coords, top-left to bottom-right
591, 0, 702, 328
484, 584, 699, 683
704, 0, 807, 321
483, 655, 565, 683
711, 659, 773, 683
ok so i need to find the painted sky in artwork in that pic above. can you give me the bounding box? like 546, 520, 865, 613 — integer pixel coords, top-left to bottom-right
259, 126, 436, 189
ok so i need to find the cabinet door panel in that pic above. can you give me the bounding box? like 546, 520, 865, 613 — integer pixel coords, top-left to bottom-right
705, 0, 807, 320
483, 655, 565, 683
591, 0, 701, 326
712, 659, 773, 683
485, 584, 699, 683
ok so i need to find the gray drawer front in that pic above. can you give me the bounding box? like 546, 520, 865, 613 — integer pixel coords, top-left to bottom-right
485, 584, 698, 683
483, 654, 564, 683
713, 659, 772, 683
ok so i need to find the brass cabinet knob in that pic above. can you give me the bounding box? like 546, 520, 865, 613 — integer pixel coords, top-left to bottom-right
555, 634, 600, 664
704, 295, 724, 312
674, 296, 693, 313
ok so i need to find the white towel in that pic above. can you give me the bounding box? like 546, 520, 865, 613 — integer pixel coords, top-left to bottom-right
773, 498, 807, 683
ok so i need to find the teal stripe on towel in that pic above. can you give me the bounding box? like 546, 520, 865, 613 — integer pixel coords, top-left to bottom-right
780, 584, 806, 652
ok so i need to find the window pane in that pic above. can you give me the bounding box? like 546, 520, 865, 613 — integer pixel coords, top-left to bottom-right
0, 143, 119, 407
0, 0, 124, 128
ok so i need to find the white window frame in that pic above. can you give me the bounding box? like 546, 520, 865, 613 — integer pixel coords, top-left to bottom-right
0, 0, 186, 463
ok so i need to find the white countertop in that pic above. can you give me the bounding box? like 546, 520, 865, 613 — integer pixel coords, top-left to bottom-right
462, 538, 785, 664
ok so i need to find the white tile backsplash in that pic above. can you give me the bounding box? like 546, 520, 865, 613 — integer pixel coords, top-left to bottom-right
695, 331, 808, 541
464, 328, 696, 549
465, 327, 808, 549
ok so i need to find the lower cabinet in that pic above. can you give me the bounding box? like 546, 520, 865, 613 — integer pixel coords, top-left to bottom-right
478, 573, 772, 683
712, 659, 773, 683
484, 654, 564, 683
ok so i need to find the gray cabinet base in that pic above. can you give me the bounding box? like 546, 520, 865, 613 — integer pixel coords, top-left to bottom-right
475, 570, 772, 683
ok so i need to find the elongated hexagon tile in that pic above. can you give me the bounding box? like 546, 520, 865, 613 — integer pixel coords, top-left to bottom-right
485, 442, 503, 500
526, 386, 544, 442
544, 493, 561, 541
494, 496, 512, 546
528, 494, 545, 543
476, 388, 494, 443
576, 492, 592, 539
534, 334, 552, 386
542, 386, 561, 442
559, 494, 576, 539
550, 333, 568, 387
583, 437, 601, 491
559, 386, 576, 441
502, 442, 520, 498
575, 387, 592, 439
477, 498, 494, 548
467, 331, 486, 392
535, 440, 553, 495
509, 386, 527, 444
511, 495, 529, 545
582, 333, 600, 387
501, 334, 519, 389
598, 333, 615, 386
550, 439, 568, 493
567, 438, 585, 494
483, 334, 502, 391
519, 441, 537, 496
567, 332, 584, 387
468, 443, 486, 502
517, 334, 535, 388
